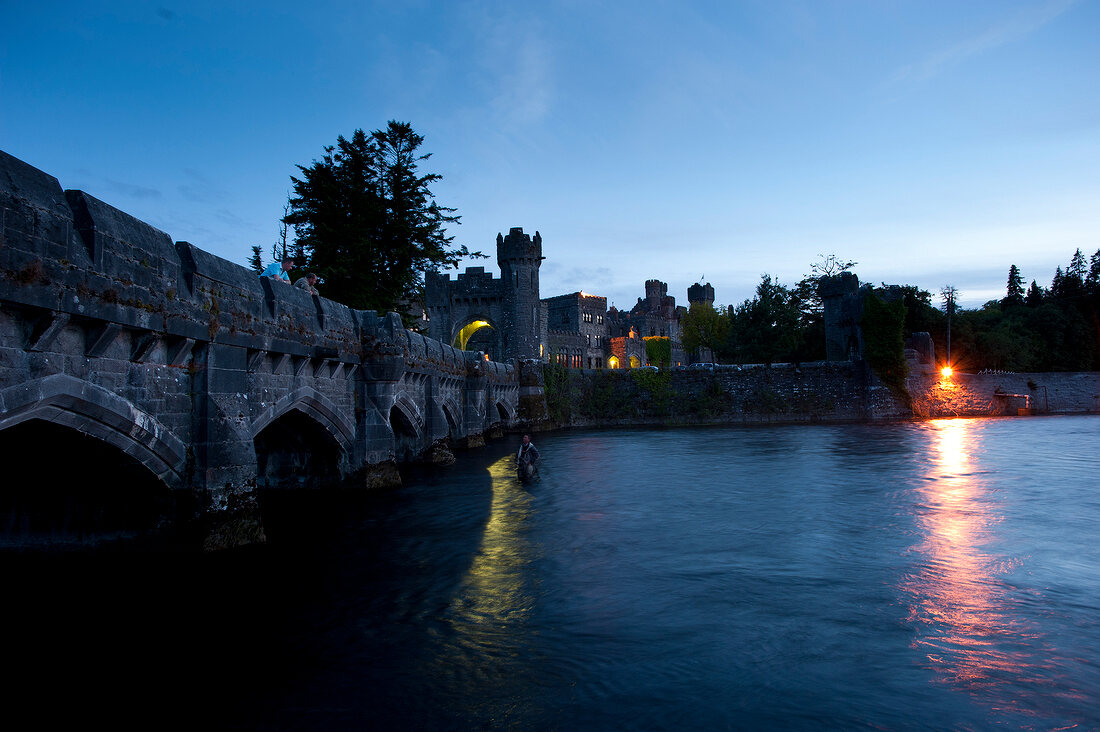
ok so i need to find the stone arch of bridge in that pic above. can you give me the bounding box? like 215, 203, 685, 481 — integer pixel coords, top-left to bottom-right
250, 386, 355, 456
493, 398, 515, 423
0, 373, 186, 489
390, 391, 424, 462
440, 396, 461, 437
250, 387, 355, 487
390, 392, 423, 440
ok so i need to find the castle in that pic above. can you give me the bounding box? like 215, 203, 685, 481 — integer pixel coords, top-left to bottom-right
425, 228, 705, 368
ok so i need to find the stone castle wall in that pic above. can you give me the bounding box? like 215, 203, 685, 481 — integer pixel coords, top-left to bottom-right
909, 371, 1100, 417
537, 361, 1099, 430
539, 362, 912, 429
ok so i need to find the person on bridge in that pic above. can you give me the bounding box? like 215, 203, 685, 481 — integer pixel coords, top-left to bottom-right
259, 257, 296, 283
517, 434, 540, 482
294, 272, 320, 295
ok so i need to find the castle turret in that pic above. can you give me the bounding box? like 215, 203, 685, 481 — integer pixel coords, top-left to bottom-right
687, 282, 715, 307
820, 271, 862, 361
645, 279, 667, 311
497, 227, 545, 360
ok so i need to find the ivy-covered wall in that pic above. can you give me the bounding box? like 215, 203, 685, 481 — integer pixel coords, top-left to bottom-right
537, 362, 1099, 429
540, 362, 910, 428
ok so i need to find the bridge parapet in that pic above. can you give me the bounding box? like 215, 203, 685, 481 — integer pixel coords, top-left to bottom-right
0, 149, 519, 550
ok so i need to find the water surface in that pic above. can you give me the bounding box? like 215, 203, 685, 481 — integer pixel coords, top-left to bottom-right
6, 417, 1099, 730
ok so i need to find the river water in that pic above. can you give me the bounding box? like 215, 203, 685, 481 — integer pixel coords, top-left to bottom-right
5, 416, 1099, 730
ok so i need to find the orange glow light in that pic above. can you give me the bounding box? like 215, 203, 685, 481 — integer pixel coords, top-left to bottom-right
941, 366, 953, 378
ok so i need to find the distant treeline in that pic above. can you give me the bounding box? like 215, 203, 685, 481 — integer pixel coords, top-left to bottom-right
931, 248, 1100, 372
682, 249, 1100, 373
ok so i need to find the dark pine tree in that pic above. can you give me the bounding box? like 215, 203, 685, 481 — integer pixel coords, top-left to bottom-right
1087, 249, 1100, 295
248, 245, 264, 274
1003, 264, 1025, 307
1050, 267, 1066, 299
284, 122, 482, 313
729, 274, 801, 367
1063, 249, 1087, 298
1025, 280, 1044, 307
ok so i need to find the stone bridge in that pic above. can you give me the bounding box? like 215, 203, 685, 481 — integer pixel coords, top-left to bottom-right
0, 150, 521, 549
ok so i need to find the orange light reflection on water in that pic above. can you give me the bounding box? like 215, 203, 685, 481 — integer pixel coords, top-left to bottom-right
902, 419, 1047, 698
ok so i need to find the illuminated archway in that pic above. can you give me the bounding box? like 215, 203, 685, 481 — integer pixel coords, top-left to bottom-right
455, 320, 491, 350
453, 318, 501, 361
608, 355, 620, 369
629, 355, 640, 368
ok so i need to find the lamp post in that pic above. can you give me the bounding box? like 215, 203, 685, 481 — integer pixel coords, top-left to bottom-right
941, 285, 958, 368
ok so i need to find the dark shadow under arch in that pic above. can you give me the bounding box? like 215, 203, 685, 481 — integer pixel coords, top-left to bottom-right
253, 408, 347, 490
389, 404, 420, 462
0, 374, 185, 489
250, 386, 355, 457
0, 419, 188, 549
441, 400, 459, 438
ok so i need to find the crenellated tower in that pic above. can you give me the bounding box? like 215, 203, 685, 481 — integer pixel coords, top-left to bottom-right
687, 281, 715, 307
645, 279, 667, 311
497, 227, 545, 360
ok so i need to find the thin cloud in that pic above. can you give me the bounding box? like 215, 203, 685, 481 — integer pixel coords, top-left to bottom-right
891, 0, 1079, 84
179, 168, 228, 204
470, 10, 554, 127
214, 208, 248, 228
102, 178, 162, 199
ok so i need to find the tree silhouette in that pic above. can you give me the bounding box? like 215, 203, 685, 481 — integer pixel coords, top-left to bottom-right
730, 275, 801, 366
679, 304, 728, 363
1025, 280, 1044, 307
248, 245, 264, 273
284, 122, 482, 313
1003, 264, 1024, 307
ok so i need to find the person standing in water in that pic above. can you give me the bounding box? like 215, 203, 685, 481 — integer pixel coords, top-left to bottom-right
517, 434, 540, 480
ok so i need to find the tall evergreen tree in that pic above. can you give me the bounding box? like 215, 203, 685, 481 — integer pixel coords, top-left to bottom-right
1003, 264, 1024, 306
1025, 280, 1044, 307
1068, 248, 1087, 281
1050, 266, 1066, 299
1087, 249, 1100, 294
1063, 249, 1087, 298
730, 274, 801, 366
284, 122, 481, 313
248, 245, 264, 273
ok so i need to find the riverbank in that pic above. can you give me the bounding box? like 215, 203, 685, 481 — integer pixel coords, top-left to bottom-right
525, 361, 1099, 430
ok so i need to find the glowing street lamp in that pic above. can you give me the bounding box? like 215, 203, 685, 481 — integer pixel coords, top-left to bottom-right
941, 366, 953, 378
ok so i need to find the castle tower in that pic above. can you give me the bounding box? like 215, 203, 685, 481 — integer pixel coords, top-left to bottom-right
645, 279, 667, 311
497, 227, 545, 360
819, 271, 863, 361
687, 282, 715, 307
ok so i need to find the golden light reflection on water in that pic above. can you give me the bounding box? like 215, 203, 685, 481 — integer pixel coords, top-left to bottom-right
447, 454, 535, 651
902, 419, 1045, 699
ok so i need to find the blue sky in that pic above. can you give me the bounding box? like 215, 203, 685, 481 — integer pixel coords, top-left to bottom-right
3, 0, 1097, 310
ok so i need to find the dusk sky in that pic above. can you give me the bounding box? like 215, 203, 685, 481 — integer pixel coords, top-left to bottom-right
3, 0, 1097, 310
